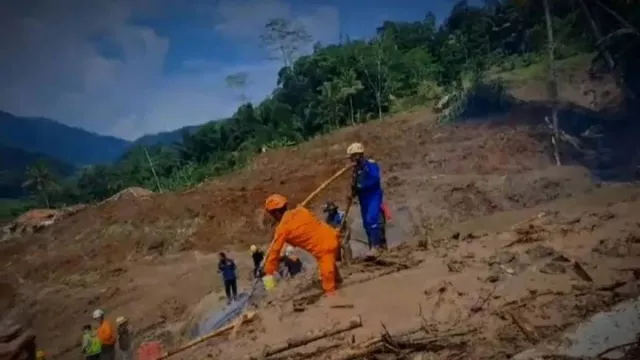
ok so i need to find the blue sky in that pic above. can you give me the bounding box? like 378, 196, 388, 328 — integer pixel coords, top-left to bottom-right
0, 0, 473, 140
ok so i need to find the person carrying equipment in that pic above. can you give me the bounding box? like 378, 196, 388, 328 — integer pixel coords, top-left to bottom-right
249, 245, 265, 279
346, 142, 387, 255
262, 194, 341, 295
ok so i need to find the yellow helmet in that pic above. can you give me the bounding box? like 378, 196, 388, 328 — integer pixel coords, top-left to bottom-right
36, 350, 45, 360
250, 245, 257, 253
347, 142, 364, 155
116, 316, 128, 326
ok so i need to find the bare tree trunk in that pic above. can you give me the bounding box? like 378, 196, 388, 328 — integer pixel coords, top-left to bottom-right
543, 0, 561, 166
578, 0, 636, 100
144, 146, 164, 192
349, 97, 355, 125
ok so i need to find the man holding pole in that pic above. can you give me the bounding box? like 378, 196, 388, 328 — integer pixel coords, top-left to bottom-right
261, 194, 341, 295
347, 142, 387, 256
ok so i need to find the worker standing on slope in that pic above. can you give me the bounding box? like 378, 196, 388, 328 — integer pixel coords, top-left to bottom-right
81, 324, 101, 360
115, 317, 132, 360
92, 309, 116, 360
262, 194, 341, 295
249, 245, 264, 279
347, 142, 387, 256
217, 252, 238, 304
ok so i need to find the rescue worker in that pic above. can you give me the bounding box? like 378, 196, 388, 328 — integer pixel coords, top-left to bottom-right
217, 252, 238, 304
262, 194, 341, 295
93, 309, 116, 360
0, 322, 35, 360
81, 324, 101, 360
346, 142, 387, 255
323, 201, 352, 262
279, 245, 303, 278
250, 245, 265, 279
115, 317, 132, 360
322, 201, 345, 228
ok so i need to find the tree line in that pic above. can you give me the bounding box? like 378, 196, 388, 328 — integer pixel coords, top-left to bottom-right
13, 0, 640, 214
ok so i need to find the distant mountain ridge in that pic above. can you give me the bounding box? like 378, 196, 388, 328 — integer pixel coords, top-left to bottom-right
0, 110, 130, 165
131, 124, 202, 147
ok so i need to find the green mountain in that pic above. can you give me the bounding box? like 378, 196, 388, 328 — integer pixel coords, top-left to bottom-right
131, 124, 202, 147
0, 110, 130, 165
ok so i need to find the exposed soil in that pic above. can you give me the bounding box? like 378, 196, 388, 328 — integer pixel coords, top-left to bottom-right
1, 65, 639, 359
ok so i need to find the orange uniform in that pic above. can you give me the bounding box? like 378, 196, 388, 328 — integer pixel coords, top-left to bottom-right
264, 206, 340, 294
96, 320, 116, 346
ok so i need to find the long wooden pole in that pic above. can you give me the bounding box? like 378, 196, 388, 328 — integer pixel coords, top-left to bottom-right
156, 312, 257, 359
252, 316, 362, 359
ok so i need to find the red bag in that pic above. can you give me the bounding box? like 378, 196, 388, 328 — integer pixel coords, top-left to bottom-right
381, 202, 392, 222
137, 341, 164, 360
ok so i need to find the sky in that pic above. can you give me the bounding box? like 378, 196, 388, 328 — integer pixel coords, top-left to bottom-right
0, 0, 468, 140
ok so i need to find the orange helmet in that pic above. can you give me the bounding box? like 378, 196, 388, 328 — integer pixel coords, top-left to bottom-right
265, 194, 288, 211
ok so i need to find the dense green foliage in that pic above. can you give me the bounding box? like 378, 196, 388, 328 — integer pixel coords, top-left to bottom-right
3, 0, 640, 219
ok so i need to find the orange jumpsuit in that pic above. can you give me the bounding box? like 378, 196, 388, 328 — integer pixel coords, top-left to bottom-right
264, 206, 340, 294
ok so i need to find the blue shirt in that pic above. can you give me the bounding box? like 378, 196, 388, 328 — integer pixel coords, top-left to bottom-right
325, 210, 345, 228
218, 259, 237, 281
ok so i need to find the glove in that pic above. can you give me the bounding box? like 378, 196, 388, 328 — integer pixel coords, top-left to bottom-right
262, 275, 277, 291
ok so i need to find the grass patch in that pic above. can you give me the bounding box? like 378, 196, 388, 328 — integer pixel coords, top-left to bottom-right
489, 53, 594, 86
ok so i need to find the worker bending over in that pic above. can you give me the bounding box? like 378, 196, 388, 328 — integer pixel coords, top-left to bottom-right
347, 143, 387, 255
262, 194, 341, 295
279, 245, 303, 278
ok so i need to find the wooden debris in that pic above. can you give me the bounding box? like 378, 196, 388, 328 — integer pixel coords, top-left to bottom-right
327, 326, 475, 360
506, 310, 538, 343
266, 343, 344, 360
229, 311, 250, 340
251, 316, 362, 359
571, 261, 594, 282
158, 311, 258, 359
330, 304, 354, 309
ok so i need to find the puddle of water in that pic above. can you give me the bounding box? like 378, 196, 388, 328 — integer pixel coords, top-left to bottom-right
512, 295, 640, 360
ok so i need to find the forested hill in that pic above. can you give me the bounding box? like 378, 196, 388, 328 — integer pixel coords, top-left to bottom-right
0, 144, 76, 199
5, 0, 639, 214
0, 111, 130, 165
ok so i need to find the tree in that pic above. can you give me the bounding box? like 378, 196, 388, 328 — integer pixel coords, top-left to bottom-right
225, 72, 251, 103
22, 161, 59, 208
543, 0, 561, 166
260, 18, 312, 69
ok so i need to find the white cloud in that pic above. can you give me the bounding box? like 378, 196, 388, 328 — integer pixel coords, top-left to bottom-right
0, 0, 340, 140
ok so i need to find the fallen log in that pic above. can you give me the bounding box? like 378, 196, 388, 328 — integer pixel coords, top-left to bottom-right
327, 326, 475, 360
252, 316, 362, 359
158, 311, 258, 359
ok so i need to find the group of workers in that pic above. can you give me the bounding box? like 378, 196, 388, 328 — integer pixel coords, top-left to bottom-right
256, 142, 387, 296
2, 142, 383, 360
80, 310, 132, 360
216, 142, 387, 300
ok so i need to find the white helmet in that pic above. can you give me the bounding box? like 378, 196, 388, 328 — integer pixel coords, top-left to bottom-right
347, 142, 364, 155
285, 245, 294, 256
92, 309, 104, 319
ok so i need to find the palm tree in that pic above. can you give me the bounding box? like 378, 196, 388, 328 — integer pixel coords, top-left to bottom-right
22, 160, 58, 208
